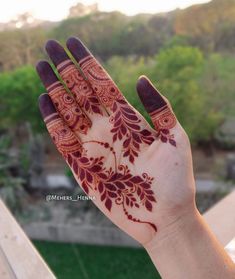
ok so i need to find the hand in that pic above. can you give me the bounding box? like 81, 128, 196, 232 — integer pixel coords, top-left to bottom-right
37, 37, 195, 246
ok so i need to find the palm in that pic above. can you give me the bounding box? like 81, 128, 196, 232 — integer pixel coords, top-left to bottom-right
37, 38, 195, 245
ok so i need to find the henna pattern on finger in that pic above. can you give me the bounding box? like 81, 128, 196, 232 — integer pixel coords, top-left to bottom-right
47, 81, 92, 134
136, 76, 177, 147
150, 105, 177, 147
45, 113, 83, 157
80, 56, 121, 108
57, 60, 103, 115
80, 55, 156, 163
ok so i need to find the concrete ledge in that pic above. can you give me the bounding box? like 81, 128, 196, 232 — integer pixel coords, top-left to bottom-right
23, 223, 140, 247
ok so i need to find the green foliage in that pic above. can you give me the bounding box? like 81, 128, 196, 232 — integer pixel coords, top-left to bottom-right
105, 46, 225, 143
0, 66, 45, 132
148, 46, 222, 143
201, 53, 235, 116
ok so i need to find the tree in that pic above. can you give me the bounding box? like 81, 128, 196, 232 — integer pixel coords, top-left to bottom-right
149, 46, 222, 143
0, 66, 45, 132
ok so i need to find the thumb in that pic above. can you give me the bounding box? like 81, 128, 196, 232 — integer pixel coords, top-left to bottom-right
136, 76, 177, 146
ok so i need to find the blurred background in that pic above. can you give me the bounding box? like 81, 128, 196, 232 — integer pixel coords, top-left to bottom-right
0, 0, 235, 278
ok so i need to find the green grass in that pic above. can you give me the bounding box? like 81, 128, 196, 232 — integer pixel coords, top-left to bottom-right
34, 241, 161, 279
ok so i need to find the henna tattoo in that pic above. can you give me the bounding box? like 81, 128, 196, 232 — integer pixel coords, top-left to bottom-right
45, 113, 83, 157
137, 76, 177, 147
150, 105, 177, 146
110, 99, 155, 163
66, 142, 157, 232
78, 56, 156, 162
80, 55, 122, 108
47, 81, 92, 134
41, 105, 157, 231
57, 60, 103, 115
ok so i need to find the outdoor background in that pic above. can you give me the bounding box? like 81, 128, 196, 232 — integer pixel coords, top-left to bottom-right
0, 0, 235, 278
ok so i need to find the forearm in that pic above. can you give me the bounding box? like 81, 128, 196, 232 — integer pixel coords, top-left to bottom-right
144, 206, 235, 279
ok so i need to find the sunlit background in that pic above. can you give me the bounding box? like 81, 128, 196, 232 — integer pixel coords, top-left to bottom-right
1, 0, 211, 22
0, 0, 235, 278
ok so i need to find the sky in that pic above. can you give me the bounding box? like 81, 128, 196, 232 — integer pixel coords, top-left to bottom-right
0, 0, 211, 23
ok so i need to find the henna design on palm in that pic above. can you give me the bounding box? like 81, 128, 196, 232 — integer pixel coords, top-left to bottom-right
110, 99, 155, 162
37, 38, 179, 242
66, 141, 157, 231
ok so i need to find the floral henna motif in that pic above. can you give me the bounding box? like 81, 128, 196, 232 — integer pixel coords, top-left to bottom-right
43, 103, 157, 232
57, 60, 103, 115
47, 81, 92, 134
110, 99, 155, 163
64, 141, 157, 232
150, 105, 177, 147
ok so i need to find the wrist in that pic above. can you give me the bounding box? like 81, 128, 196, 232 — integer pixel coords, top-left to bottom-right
144, 205, 235, 279
144, 203, 200, 253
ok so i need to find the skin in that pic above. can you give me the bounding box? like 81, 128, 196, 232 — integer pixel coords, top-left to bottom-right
36, 37, 235, 278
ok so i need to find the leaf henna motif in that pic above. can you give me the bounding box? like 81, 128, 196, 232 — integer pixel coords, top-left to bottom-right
57, 60, 103, 115
110, 99, 155, 163
65, 142, 157, 232
80, 56, 156, 163
150, 105, 177, 147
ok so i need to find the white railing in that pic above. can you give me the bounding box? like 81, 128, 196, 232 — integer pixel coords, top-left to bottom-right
0, 199, 56, 279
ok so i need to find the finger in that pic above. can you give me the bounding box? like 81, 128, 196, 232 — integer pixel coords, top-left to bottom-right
38, 94, 83, 160
136, 76, 177, 147
36, 61, 92, 135
45, 40, 106, 118
66, 37, 126, 114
